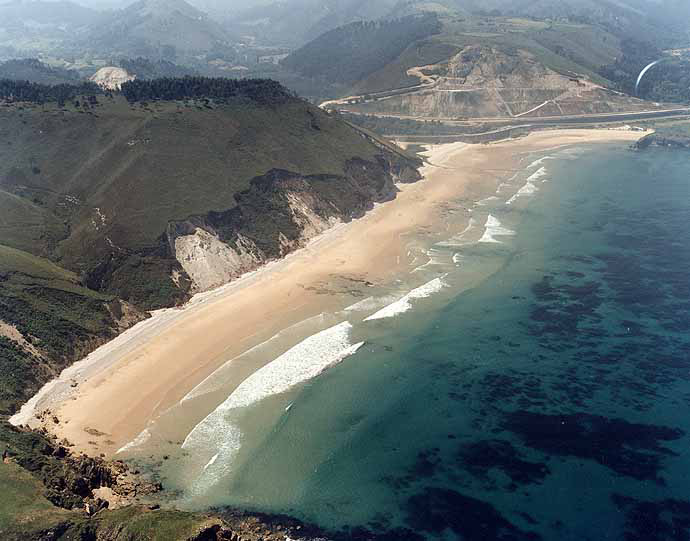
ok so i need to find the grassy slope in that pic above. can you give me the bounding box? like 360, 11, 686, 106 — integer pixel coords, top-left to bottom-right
0, 462, 74, 538
0, 188, 66, 256
0, 244, 231, 540
0, 96, 379, 270
353, 38, 462, 94
0, 460, 220, 540
0, 244, 119, 414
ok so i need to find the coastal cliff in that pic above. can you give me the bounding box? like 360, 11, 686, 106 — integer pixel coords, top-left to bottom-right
92, 151, 419, 296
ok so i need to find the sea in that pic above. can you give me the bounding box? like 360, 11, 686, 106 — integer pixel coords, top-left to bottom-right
126, 142, 690, 540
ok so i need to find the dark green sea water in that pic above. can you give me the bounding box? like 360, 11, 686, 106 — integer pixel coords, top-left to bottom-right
167, 143, 690, 540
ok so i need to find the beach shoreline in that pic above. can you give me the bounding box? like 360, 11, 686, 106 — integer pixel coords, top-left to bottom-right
11, 128, 648, 458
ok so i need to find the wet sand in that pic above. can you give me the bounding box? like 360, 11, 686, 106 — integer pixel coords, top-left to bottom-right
11, 129, 647, 456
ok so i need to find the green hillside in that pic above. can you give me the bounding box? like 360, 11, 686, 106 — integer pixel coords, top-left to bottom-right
0, 78, 418, 309
0, 244, 134, 415
282, 14, 442, 86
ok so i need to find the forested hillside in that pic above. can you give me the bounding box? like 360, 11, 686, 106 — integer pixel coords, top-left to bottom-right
282, 14, 442, 86
0, 80, 102, 105
118, 58, 198, 80
601, 39, 690, 103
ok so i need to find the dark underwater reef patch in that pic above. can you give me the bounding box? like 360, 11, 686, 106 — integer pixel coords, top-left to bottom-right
612, 494, 690, 541
503, 411, 683, 482
405, 487, 541, 540
477, 371, 549, 410
529, 275, 604, 339
457, 439, 550, 490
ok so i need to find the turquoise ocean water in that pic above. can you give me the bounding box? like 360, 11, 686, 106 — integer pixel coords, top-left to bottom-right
155, 143, 690, 540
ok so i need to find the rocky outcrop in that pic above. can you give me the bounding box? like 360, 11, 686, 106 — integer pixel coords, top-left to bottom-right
634, 133, 690, 150
174, 230, 262, 292
167, 151, 420, 293
89, 67, 135, 90
1, 415, 160, 513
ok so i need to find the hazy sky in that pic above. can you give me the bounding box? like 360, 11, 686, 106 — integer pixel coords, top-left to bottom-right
69, 0, 269, 9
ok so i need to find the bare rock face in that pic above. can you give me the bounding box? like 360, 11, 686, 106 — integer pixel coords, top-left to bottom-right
174, 229, 263, 292
89, 67, 135, 90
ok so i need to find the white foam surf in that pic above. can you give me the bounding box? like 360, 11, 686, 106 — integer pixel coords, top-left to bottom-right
526, 156, 552, 169
506, 167, 548, 205
435, 218, 478, 247
181, 322, 363, 493
115, 428, 151, 455
181, 313, 329, 404
477, 195, 500, 206
344, 297, 377, 312
413, 248, 449, 272
364, 277, 447, 321
203, 453, 219, 471
478, 215, 515, 244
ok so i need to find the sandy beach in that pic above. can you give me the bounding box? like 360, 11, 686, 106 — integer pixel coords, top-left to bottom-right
11, 128, 647, 456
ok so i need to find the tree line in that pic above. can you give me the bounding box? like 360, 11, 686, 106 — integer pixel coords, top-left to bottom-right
0, 77, 294, 106
118, 57, 198, 80
0, 79, 102, 105
120, 76, 293, 104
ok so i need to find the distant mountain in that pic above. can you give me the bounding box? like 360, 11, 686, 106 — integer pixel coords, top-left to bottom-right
0, 58, 80, 84
84, 0, 232, 57
0, 0, 99, 28
0, 0, 99, 53
202, 0, 401, 47
292, 10, 680, 119
283, 14, 442, 86
449, 0, 689, 46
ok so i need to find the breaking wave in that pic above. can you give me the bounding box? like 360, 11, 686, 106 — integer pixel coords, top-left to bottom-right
507, 167, 548, 205
435, 218, 478, 247
181, 313, 330, 403
477, 195, 500, 206
116, 428, 151, 455
181, 322, 363, 493
478, 215, 515, 244
364, 277, 447, 321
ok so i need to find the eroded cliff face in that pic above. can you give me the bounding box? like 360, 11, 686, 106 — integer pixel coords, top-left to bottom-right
168, 152, 419, 293
174, 231, 262, 292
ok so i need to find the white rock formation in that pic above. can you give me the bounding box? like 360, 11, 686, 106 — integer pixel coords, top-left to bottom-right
174, 229, 262, 292
90, 67, 135, 90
